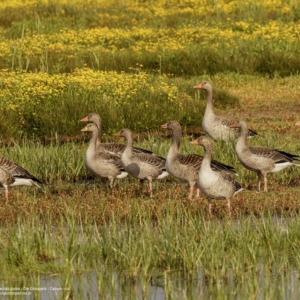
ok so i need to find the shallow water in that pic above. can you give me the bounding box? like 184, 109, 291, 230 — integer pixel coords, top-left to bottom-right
1, 216, 300, 299
1, 266, 300, 300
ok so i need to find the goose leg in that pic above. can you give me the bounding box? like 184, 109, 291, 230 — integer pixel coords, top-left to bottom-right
139, 179, 145, 195
108, 177, 114, 190
188, 186, 194, 199
263, 174, 268, 192
148, 180, 153, 198
227, 200, 231, 217
208, 201, 212, 217
3, 187, 8, 204
196, 187, 200, 198
257, 172, 262, 192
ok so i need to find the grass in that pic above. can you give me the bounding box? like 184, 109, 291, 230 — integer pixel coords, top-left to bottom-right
2, 205, 300, 298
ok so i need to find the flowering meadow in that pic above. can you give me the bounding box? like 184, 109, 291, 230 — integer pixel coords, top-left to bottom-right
0, 0, 299, 137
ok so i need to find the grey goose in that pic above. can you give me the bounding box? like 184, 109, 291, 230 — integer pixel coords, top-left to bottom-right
193, 81, 257, 141
230, 120, 300, 192
81, 123, 128, 189
115, 128, 168, 197
0, 156, 41, 203
190, 136, 243, 216
161, 120, 237, 199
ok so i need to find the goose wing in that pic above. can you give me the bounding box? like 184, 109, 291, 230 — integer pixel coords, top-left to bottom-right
249, 146, 299, 163
102, 143, 153, 157
178, 153, 203, 170
0, 166, 15, 185
211, 159, 237, 175
217, 116, 258, 137
0, 156, 41, 183
102, 143, 126, 157
220, 171, 243, 193
97, 152, 124, 170
216, 115, 235, 128
135, 153, 166, 169
177, 154, 237, 175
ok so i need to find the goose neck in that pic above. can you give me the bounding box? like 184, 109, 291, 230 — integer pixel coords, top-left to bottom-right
202, 144, 213, 167
236, 125, 248, 151
205, 88, 214, 112
89, 130, 100, 152
124, 134, 134, 158
170, 129, 181, 154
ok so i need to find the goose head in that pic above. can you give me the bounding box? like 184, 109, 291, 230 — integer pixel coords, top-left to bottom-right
193, 81, 212, 91
81, 123, 99, 133
161, 120, 181, 131
80, 113, 101, 128
190, 135, 212, 149
115, 128, 132, 140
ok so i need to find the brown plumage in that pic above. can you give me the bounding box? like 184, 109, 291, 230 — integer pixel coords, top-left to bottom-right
190, 136, 243, 216
193, 81, 257, 141
81, 123, 128, 189
231, 120, 300, 192
115, 128, 168, 197
0, 156, 41, 203
161, 120, 237, 199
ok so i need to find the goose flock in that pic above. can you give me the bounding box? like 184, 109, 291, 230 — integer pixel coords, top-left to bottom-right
1, 81, 300, 216
77, 80, 300, 216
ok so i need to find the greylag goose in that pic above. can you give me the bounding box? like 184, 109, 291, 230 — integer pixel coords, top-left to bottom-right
230, 120, 300, 192
81, 123, 128, 189
190, 136, 243, 216
161, 120, 237, 199
193, 81, 257, 141
0, 157, 41, 203
80, 113, 153, 156
115, 128, 168, 197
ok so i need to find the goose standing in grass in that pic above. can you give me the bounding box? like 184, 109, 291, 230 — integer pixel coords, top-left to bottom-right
81, 123, 128, 189
190, 136, 243, 216
81, 112, 153, 156
193, 81, 257, 141
161, 120, 237, 199
230, 120, 300, 192
115, 128, 168, 197
0, 157, 41, 203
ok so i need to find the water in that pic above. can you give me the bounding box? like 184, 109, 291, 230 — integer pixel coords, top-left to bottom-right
1, 266, 300, 300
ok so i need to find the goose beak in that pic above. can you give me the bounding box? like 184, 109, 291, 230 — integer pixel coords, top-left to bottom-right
161, 123, 168, 129
230, 123, 238, 128
295, 121, 300, 126
80, 116, 89, 122
115, 131, 121, 137
81, 125, 89, 132
190, 139, 199, 145
193, 83, 202, 89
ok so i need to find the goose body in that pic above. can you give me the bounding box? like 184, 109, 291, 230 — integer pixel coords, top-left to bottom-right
81, 113, 153, 156
0, 156, 41, 203
115, 128, 168, 197
81, 123, 128, 188
193, 81, 257, 141
190, 136, 243, 215
230, 120, 300, 192
161, 120, 237, 199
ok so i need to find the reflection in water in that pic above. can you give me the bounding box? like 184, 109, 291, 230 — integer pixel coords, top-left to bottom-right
1, 267, 300, 300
